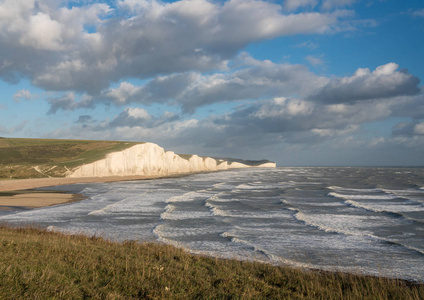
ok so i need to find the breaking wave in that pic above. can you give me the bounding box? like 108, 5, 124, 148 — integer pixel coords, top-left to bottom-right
292, 209, 424, 256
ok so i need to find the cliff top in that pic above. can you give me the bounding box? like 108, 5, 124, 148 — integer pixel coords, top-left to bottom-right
0, 138, 139, 179
0, 138, 275, 180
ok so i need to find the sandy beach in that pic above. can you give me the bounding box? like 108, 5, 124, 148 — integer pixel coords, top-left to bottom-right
0, 175, 156, 208
0, 192, 82, 209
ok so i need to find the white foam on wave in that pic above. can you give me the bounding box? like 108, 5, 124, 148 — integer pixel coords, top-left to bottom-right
345, 199, 424, 213
159, 204, 176, 220
212, 182, 229, 189
206, 201, 288, 219
160, 204, 211, 220
154, 223, 222, 238
328, 192, 398, 201
234, 181, 286, 191
205, 202, 232, 217
328, 186, 383, 193
166, 191, 203, 203
380, 189, 424, 205
88, 193, 162, 216
153, 224, 185, 248
220, 232, 314, 269
293, 211, 424, 255
281, 198, 342, 208
293, 211, 368, 236
166, 189, 214, 203
235, 183, 264, 190
382, 188, 424, 195
204, 192, 234, 203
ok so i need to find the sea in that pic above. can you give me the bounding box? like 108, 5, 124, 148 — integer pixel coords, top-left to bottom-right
1, 167, 423, 282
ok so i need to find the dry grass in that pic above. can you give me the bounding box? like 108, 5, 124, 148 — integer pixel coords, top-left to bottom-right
0, 225, 422, 299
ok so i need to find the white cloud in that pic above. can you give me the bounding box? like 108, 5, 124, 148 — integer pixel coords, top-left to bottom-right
255, 97, 314, 118
45, 59, 421, 120
412, 9, 424, 17
47, 92, 94, 114
295, 40, 319, 49
305, 55, 324, 66
13, 89, 36, 103
126, 107, 151, 121
47, 56, 328, 114
284, 0, 318, 11
105, 82, 142, 104
414, 123, 424, 135
0, 0, 356, 93
322, 0, 356, 10
310, 124, 358, 137
42, 89, 424, 165
21, 12, 63, 50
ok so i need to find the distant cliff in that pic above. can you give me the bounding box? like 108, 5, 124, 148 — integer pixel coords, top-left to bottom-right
68, 142, 276, 178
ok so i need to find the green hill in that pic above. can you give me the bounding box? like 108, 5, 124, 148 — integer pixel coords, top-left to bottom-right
0, 138, 138, 179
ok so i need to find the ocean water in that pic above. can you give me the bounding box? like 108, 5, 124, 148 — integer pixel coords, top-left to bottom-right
1, 167, 423, 282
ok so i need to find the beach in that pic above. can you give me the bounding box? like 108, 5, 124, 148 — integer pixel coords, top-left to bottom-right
0, 192, 83, 209
0, 175, 156, 209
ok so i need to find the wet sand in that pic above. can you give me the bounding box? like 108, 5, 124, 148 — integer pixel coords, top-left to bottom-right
0, 192, 84, 208
0, 176, 157, 192
0, 175, 157, 208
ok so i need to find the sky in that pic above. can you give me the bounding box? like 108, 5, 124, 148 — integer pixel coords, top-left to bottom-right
0, 0, 423, 166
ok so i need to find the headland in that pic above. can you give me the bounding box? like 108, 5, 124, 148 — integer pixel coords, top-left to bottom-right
0, 138, 275, 208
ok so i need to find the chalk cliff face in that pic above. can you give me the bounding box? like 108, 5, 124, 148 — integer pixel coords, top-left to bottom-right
68, 142, 276, 178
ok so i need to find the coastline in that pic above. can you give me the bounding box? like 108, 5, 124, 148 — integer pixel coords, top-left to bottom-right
0, 175, 165, 209
1, 169, 423, 287
0, 175, 163, 192
0, 172, 208, 208
0, 192, 85, 209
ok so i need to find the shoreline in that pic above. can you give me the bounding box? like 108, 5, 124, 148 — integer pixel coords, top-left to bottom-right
1, 174, 424, 286
0, 191, 85, 209
0, 175, 167, 209
0, 175, 166, 192
0, 173, 205, 208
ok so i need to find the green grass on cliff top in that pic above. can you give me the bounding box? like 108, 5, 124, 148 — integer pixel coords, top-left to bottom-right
0, 137, 139, 178
0, 137, 273, 179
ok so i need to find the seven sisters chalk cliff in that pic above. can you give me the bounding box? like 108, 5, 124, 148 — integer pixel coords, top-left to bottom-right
69, 142, 276, 178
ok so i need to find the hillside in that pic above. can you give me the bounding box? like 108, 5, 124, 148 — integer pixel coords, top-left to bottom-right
0, 138, 276, 179
0, 138, 138, 179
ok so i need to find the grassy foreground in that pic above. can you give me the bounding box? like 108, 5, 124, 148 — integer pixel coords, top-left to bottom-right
0, 226, 422, 299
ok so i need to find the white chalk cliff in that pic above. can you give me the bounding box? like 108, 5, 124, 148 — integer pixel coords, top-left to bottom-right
68, 142, 276, 178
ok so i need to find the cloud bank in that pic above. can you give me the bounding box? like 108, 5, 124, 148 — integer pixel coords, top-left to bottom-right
0, 0, 354, 94
1, 0, 423, 165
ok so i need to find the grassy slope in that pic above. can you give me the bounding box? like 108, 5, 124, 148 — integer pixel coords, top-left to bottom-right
0, 137, 275, 179
0, 138, 138, 179
0, 226, 422, 300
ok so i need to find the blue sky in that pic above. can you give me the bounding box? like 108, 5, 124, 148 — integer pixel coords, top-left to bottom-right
1, 0, 423, 166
